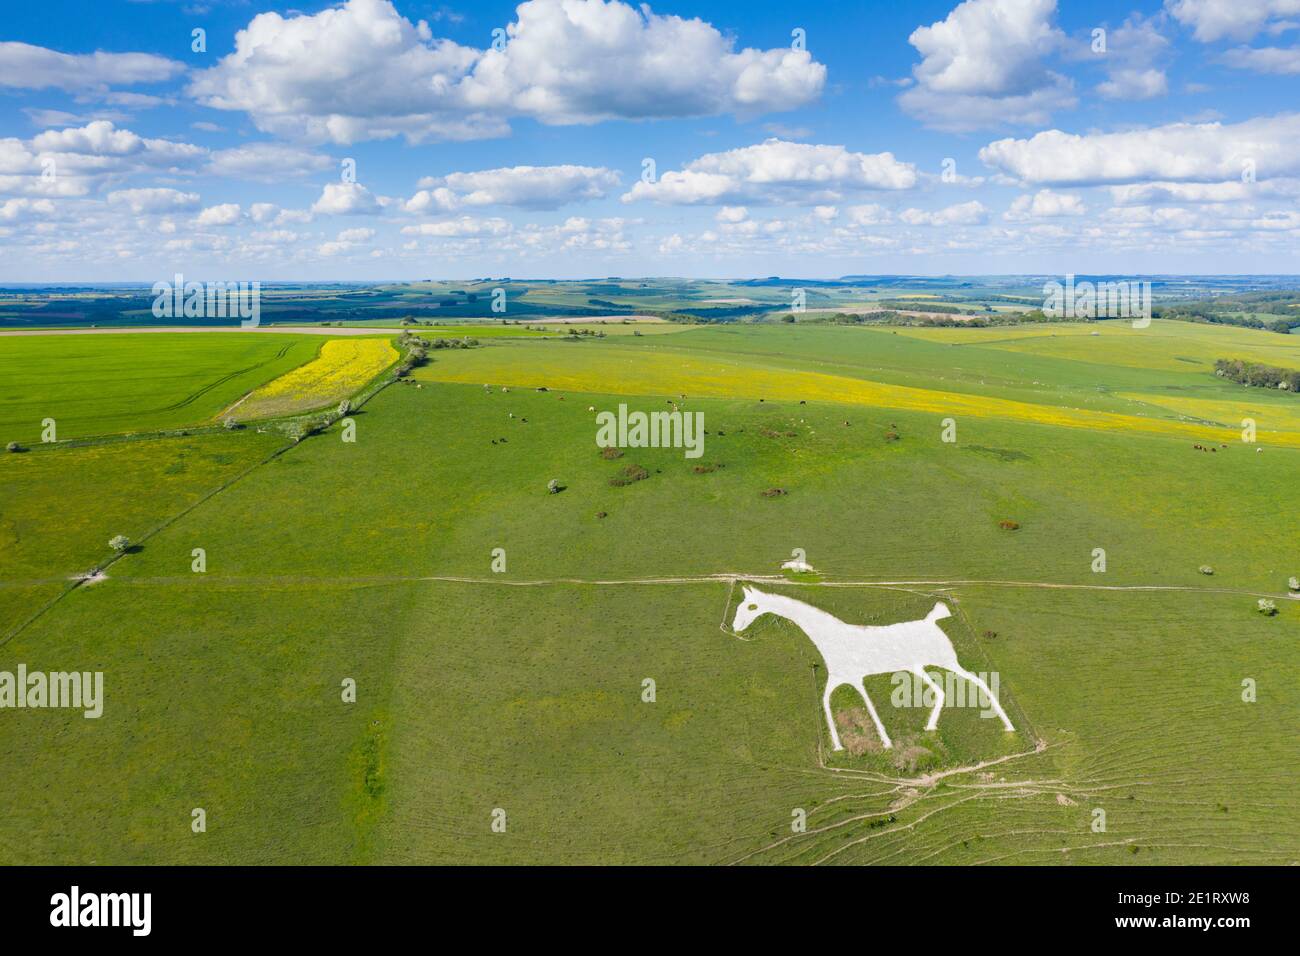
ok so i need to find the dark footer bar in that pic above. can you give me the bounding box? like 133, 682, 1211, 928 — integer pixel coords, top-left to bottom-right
0, 866, 1283, 941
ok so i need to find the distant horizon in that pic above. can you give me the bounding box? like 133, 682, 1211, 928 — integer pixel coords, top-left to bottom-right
6, 273, 1300, 289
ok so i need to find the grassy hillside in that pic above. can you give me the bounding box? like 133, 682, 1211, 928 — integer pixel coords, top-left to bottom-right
0, 321, 1295, 864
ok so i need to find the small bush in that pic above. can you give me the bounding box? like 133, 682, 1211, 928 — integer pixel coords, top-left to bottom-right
608, 464, 649, 487
1257, 599, 1278, 616
884, 430, 900, 442
547, 479, 562, 494
599, 447, 624, 460
5, 441, 21, 453
760, 487, 788, 498
109, 535, 130, 553
998, 520, 1020, 531
1199, 565, 1214, 576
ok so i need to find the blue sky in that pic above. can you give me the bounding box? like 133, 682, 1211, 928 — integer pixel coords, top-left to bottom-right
2, 0, 1300, 280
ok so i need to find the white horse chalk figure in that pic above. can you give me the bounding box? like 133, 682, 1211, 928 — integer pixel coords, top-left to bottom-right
730, 585, 1014, 751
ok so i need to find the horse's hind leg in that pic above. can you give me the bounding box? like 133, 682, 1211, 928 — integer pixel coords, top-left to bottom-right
915, 668, 945, 731
953, 666, 1015, 731
855, 679, 892, 749
822, 681, 844, 751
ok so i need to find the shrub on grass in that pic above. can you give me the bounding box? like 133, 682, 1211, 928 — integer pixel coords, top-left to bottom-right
998, 520, 1020, 531
608, 464, 649, 487
599, 447, 624, 460
109, 535, 130, 553
1257, 599, 1278, 616
5, 441, 20, 452
760, 487, 788, 498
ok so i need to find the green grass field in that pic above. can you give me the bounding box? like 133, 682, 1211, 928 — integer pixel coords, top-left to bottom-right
0, 333, 326, 441
0, 319, 1295, 864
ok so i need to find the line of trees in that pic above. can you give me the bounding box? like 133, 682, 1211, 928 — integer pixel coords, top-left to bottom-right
1214, 358, 1300, 391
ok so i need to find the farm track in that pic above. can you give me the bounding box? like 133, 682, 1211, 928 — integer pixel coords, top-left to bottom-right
163, 343, 296, 413
8, 571, 1294, 600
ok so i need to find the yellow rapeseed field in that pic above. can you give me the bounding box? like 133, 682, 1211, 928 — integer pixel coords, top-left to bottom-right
416, 343, 1300, 447
229, 338, 397, 420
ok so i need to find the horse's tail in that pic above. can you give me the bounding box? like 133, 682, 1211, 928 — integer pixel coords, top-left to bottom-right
926, 601, 952, 623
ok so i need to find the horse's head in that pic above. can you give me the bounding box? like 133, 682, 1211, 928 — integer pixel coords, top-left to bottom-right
731, 585, 768, 633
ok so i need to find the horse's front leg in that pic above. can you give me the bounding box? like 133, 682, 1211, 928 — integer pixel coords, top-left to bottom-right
822, 679, 844, 751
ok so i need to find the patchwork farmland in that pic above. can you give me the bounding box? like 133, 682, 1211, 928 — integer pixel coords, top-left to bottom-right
1, 307, 1295, 865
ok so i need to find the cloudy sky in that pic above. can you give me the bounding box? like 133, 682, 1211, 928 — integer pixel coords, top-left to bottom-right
2, 0, 1300, 280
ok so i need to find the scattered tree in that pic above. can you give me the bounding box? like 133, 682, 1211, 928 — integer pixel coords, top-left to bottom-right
109, 535, 130, 553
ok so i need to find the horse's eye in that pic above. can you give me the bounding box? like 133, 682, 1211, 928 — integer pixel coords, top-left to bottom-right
747, 604, 758, 611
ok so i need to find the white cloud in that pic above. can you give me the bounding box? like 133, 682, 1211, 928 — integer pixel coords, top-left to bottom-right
845, 203, 893, 226
900, 200, 989, 226
106, 188, 201, 214
1003, 188, 1086, 219
189, 0, 825, 144
1097, 67, 1169, 99
980, 113, 1300, 185
31, 120, 206, 174
196, 203, 242, 226
622, 139, 916, 206
312, 181, 381, 215
0, 41, 184, 93
1166, 0, 1300, 42
0, 198, 57, 222
898, 0, 1075, 130
337, 227, 375, 242
207, 143, 333, 181
406, 164, 619, 212
1109, 179, 1300, 203
457, 0, 825, 124
1221, 45, 1300, 72
400, 216, 513, 237
1094, 15, 1170, 100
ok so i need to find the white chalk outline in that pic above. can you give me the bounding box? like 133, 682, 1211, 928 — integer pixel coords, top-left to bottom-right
730, 585, 1014, 751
